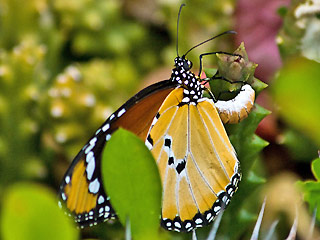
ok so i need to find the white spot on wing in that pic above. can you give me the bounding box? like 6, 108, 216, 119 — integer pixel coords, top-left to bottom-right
99, 207, 104, 214
89, 178, 100, 194
151, 115, 158, 127
61, 192, 67, 201
65, 176, 70, 184
102, 123, 110, 132
174, 222, 181, 228
195, 218, 203, 224
85, 144, 94, 154
98, 195, 105, 204
145, 136, 153, 150
117, 108, 126, 117
86, 151, 94, 163
86, 157, 95, 180
106, 134, 111, 141
89, 137, 97, 146
214, 205, 221, 213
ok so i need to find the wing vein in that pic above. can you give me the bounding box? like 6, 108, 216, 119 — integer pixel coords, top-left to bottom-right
188, 104, 217, 196
202, 100, 237, 156
152, 106, 179, 150
155, 105, 179, 205
185, 104, 201, 211
195, 104, 230, 181
189, 151, 217, 196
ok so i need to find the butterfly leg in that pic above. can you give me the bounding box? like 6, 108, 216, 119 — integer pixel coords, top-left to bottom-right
198, 52, 243, 77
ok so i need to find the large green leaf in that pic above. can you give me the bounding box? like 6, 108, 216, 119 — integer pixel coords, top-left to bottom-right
102, 128, 162, 240
0, 183, 78, 240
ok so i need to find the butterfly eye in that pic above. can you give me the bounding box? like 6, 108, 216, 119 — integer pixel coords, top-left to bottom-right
183, 60, 191, 70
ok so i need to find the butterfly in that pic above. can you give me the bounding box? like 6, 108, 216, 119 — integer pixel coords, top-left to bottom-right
59, 4, 255, 233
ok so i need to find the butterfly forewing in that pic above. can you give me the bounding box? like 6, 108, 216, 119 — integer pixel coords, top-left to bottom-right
59, 135, 115, 227
59, 80, 178, 227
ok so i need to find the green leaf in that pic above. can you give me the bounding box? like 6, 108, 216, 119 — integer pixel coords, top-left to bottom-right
227, 104, 270, 174
204, 68, 218, 78
312, 158, 320, 181
278, 1, 320, 62
281, 129, 318, 162
217, 104, 269, 239
247, 170, 266, 185
272, 57, 320, 147
102, 128, 162, 240
297, 158, 320, 221
0, 183, 78, 240
249, 77, 268, 95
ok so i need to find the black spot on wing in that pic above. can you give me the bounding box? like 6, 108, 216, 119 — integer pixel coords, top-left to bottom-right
164, 138, 171, 148
147, 134, 154, 145
176, 159, 186, 174
168, 156, 174, 165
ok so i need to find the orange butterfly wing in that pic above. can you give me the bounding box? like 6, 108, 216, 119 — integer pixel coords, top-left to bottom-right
59, 80, 178, 227
145, 88, 241, 232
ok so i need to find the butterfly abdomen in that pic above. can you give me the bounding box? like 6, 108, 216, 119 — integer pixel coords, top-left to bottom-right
215, 84, 255, 124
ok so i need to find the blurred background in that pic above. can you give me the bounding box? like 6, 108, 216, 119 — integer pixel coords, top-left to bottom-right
0, 0, 320, 239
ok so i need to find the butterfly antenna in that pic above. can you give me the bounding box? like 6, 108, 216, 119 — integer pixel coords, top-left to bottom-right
183, 30, 237, 57
176, 3, 186, 57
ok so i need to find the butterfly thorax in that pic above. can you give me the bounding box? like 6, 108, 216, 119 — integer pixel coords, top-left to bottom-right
171, 57, 204, 105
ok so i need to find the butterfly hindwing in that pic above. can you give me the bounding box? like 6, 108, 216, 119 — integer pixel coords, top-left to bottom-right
145, 88, 241, 232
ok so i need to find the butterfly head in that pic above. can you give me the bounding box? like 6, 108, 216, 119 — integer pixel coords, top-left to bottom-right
174, 56, 193, 71
171, 56, 204, 104
171, 56, 197, 86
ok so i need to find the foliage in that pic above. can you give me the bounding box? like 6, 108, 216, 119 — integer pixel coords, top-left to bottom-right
272, 57, 320, 147
297, 158, 320, 222
0, 183, 78, 240
277, 0, 320, 62
102, 129, 163, 240
0, 0, 319, 239
0, 40, 48, 186
215, 104, 269, 239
